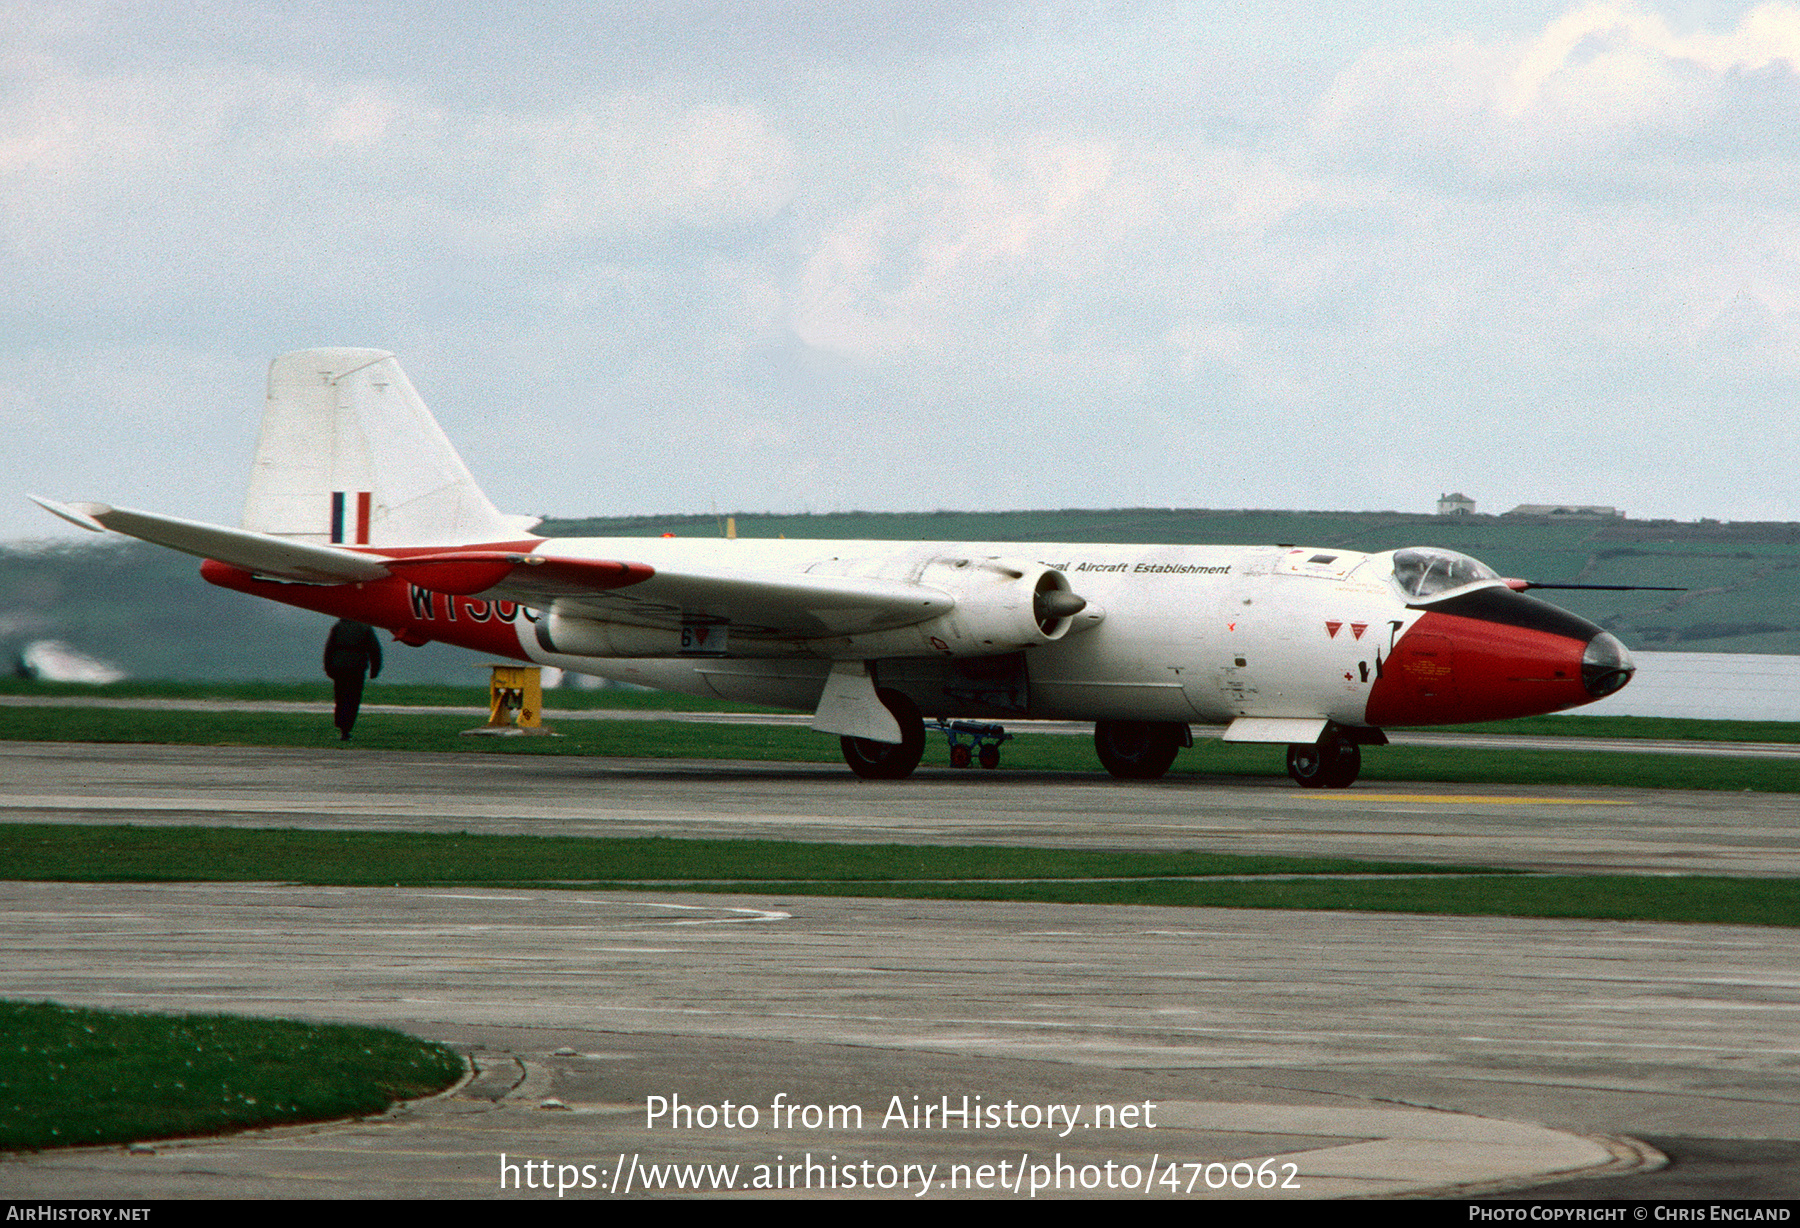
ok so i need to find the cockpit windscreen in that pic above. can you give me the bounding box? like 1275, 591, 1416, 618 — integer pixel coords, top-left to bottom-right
1391, 547, 1501, 600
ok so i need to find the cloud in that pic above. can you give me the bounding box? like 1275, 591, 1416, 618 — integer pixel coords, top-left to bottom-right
1311, 1, 1800, 180
789, 136, 1315, 365
8, 2, 1800, 535
0, 51, 794, 325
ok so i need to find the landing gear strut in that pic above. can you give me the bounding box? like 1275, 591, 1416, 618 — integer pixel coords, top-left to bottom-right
1287, 735, 1361, 788
840, 688, 926, 780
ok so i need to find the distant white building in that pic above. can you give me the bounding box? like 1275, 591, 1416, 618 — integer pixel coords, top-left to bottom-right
1437, 492, 1476, 515
1505, 504, 1623, 519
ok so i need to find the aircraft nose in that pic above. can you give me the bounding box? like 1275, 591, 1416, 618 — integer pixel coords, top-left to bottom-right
1582, 631, 1634, 699
1363, 587, 1638, 726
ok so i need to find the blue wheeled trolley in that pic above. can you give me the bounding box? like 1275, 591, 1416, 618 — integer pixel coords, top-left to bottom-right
933, 719, 1012, 769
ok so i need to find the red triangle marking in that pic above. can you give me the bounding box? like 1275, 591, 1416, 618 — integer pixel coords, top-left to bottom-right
1325, 621, 1342, 638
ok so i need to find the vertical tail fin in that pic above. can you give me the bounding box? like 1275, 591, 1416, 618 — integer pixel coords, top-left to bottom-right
242, 348, 537, 546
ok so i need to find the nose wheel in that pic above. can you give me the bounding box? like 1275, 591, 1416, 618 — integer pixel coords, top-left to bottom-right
1287, 736, 1361, 788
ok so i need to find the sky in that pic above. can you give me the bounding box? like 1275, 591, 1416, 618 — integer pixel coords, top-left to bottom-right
5, 0, 1800, 543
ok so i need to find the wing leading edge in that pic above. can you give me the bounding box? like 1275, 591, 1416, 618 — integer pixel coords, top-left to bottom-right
388, 550, 956, 638
33, 500, 960, 642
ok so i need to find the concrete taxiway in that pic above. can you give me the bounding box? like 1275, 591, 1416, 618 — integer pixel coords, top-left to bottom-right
0, 742, 1797, 1198
2, 739, 1795, 875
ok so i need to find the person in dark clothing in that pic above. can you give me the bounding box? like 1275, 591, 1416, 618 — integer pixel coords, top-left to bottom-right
323, 619, 383, 740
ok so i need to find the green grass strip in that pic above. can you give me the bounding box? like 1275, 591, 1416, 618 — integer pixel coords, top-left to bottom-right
5, 824, 1797, 927
0, 1001, 463, 1152
0, 824, 1476, 885
0, 677, 772, 712
1424, 713, 1800, 744
1348, 744, 1800, 792
654, 875, 1800, 926
2, 704, 1797, 792
6, 678, 1797, 739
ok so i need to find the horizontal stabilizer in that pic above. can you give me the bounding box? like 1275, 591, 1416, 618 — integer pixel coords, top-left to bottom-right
30, 497, 388, 584
30, 496, 106, 534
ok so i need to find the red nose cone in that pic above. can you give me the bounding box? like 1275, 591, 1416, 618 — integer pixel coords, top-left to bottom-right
1365, 590, 1634, 726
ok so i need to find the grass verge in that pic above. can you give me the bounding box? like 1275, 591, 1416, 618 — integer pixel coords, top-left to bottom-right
0, 823, 1481, 885
0, 677, 772, 712
684, 874, 1800, 926
1, 704, 1795, 792
5, 824, 1797, 927
0, 1000, 463, 1152
5, 678, 1797, 740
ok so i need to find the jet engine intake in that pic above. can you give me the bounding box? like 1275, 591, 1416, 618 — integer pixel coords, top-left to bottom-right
915, 557, 1087, 652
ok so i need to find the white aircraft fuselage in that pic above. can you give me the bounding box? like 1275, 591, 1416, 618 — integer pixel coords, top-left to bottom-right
199, 533, 1629, 738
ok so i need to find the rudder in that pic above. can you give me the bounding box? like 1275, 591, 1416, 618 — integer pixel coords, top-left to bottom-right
242, 348, 535, 546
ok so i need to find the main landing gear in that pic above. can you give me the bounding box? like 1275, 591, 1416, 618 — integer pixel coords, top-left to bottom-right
840, 700, 1371, 789
1093, 719, 1190, 780
838, 696, 1018, 778
839, 688, 927, 780
1286, 734, 1362, 788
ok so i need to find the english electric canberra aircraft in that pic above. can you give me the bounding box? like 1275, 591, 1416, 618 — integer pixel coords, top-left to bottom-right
35, 349, 1637, 787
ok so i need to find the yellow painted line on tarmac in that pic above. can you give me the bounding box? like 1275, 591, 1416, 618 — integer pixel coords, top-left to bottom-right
1309, 793, 1632, 806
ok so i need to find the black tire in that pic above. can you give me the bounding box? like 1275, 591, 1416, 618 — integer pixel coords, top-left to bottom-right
950, 744, 972, 769
978, 745, 1000, 770
840, 688, 926, 780
1093, 719, 1184, 780
1287, 737, 1361, 788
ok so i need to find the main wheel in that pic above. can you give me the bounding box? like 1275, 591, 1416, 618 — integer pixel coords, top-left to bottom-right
1093, 719, 1185, 780
840, 688, 926, 780
1287, 737, 1361, 788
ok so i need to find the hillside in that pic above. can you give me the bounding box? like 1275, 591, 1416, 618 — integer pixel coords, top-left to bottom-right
5, 509, 1796, 681
0, 542, 478, 684
544, 509, 1800, 658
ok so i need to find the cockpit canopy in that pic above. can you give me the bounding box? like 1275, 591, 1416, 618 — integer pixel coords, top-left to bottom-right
1390, 547, 1501, 601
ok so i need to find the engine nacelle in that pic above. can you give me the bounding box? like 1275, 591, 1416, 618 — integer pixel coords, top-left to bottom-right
534, 614, 696, 659
529, 555, 1091, 662
911, 557, 1086, 653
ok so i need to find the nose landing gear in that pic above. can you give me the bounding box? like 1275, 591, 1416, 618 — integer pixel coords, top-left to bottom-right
1286, 735, 1362, 788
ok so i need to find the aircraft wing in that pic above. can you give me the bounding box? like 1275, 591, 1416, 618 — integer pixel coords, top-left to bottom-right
386, 550, 956, 638
32, 501, 957, 640
30, 498, 390, 583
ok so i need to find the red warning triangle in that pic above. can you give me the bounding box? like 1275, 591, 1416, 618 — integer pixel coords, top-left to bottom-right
1325, 621, 1342, 638
1351, 622, 1368, 640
